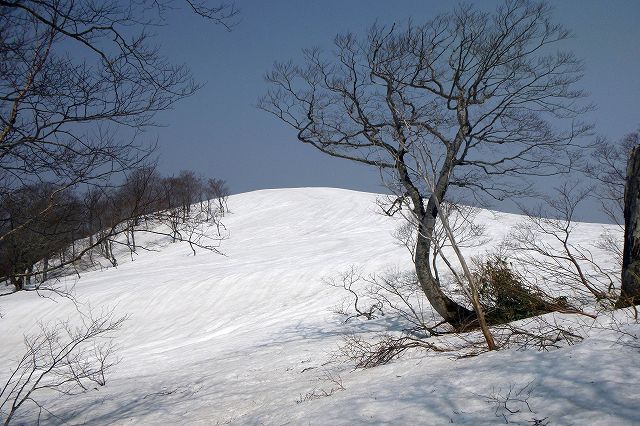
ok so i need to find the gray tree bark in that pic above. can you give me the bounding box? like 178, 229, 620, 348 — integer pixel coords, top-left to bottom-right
617, 145, 640, 308
397, 156, 475, 328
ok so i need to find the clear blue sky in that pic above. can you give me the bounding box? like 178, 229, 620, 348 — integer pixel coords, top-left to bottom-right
150, 0, 639, 221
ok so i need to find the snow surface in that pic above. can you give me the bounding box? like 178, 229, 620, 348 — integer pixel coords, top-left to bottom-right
1, 187, 639, 425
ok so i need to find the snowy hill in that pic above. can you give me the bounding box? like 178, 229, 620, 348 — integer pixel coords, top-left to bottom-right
1, 187, 638, 425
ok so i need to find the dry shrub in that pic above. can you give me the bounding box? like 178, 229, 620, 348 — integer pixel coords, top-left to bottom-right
332, 259, 590, 369
339, 333, 449, 368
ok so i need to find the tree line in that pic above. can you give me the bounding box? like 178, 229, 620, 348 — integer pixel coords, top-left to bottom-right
0, 169, 229, 293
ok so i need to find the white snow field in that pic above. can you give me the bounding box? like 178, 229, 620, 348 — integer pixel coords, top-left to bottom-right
1, 187, 639, 425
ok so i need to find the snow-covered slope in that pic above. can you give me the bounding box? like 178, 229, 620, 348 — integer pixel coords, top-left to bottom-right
1, 188, 638, 425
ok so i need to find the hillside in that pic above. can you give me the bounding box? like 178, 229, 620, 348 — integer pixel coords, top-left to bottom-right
1, 188, 638, 425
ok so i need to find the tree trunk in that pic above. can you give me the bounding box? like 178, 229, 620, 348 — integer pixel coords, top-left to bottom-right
21, 265, 34, 289
11, 275, 22, 292
431, 193, 496, 349
397, 156, 475, 328
617, 145, 640, 308
42, 257, 49, 282
414, 199, 476, 328
130, 226, 136, 252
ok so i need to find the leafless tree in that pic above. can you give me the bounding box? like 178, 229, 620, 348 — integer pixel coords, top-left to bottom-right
260, 0, 590, 327
0, 1, 235, 294
99, 168, 227, 259
328, 200, 485, 334
0, 167, 227, 296
339, 197, 499, 349
584, 130, 638, 271
0, 309, 125, 425
126, 170, 229, 256
508, 182, 618, 307
0, 185, 81, 291
325, 266, 383, 322
204, 178, 230, 217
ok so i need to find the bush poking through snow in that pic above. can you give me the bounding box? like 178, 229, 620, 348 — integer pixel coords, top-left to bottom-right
474, 256, 564, 324
296, 370, 346, 404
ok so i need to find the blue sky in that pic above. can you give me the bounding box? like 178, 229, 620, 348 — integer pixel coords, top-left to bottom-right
149, 0, 640, 221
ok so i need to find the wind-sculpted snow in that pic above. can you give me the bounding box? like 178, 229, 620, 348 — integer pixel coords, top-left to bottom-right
1, 188, 637, 425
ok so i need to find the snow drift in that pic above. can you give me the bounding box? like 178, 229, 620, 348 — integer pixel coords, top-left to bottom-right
1, 188, 638, 425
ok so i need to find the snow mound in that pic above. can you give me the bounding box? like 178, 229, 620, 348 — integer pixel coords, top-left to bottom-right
1, 187, 637, 425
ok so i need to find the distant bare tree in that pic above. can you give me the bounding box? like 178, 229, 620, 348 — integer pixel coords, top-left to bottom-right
261, 0, 591, 326
0, 185, 81, 291
0, 167, 227, 296
205, 178, 230, 216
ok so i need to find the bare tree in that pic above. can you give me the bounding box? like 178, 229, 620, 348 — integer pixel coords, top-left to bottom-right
0, 309, 125, 425
204, 178, 230, 217
509, 182, 618, 307
0, 185, 81, 291
328, 199, 486, 331
0, 1, 236, 293
260, 0, 590, 326
0, 167, 227, 296
325, 266, 383, 322
587, 130, 639, 226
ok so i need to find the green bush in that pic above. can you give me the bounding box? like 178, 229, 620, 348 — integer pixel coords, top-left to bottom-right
474, 256, 559, 324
